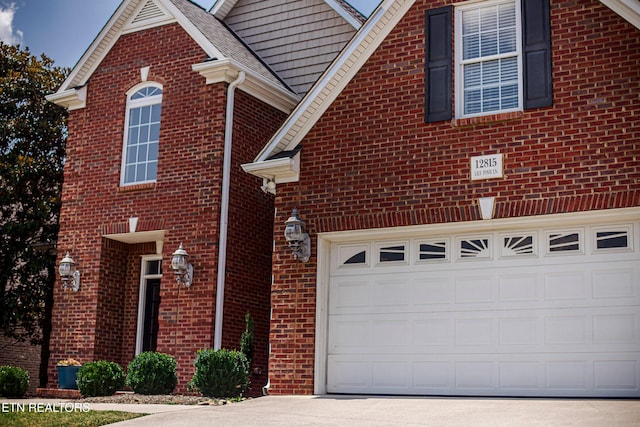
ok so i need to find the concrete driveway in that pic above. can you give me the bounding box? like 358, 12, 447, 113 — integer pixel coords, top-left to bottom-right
102, 395, 640, 427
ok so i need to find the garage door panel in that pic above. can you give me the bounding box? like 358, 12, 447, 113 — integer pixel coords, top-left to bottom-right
413, 318, 452, 346
328, 354, 639, 396
593, 360, 639, 391
455, 318, 495, 346
499, 361, 542, 390
499, 273, 540, 302
544, 270, 589, 300
329, 319, 370, 350
455, 276, 494, 303
593, 314, 637, 344
372, 361, 410, 389
414, 277, 454, 305
330, 307, 640, 355
455, 361, 495, 389
592, 268, 637, 300
545, 315, 589, 344
327, 222, 640, 397
413, 361, 451, 389
330, 278, 370, 312
327, 358, 371, 391
545, 361, 589, 391
499, 317, 540, 345
332, 269, 639, 316
373, 278, 413, 307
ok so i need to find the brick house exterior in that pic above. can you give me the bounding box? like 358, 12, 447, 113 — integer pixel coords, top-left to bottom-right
244, 0, 640, 397
45, 0, 360, 394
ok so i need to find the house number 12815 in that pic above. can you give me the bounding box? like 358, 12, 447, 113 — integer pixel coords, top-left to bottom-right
470, 154, 503, 181
474, 158, 497, 169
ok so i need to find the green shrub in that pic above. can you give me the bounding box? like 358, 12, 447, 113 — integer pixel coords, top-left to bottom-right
126, 352, 177, 395
0, 366, 29, 398
77, 360, 125, 397
188, 349, 249, 398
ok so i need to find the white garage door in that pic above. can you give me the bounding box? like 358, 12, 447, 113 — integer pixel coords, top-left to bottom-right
326, 220, 640, 397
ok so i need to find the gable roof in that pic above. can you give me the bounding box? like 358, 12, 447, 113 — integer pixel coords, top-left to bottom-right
210, 0, 366, 96
47, 0, 298, 112
242, 0, 640, 188
211, 0, 366, 28
261, 0, 412, 156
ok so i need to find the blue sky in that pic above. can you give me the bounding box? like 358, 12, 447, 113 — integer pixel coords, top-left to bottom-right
1, 0, 378, 69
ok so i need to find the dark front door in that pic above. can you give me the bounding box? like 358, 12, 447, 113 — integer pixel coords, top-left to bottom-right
142, 278, 161, 352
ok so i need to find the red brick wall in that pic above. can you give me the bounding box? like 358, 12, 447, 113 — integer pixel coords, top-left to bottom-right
267, 0, 640, 393
220, 90, 286, 395
49, 22, 285, 394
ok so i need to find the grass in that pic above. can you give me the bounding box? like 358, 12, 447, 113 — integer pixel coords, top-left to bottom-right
0, 410, 146, 426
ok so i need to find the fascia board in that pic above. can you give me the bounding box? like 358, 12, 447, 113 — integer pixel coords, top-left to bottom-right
57, 1, 131, 92
324, 0, 363, 29
253, 0, 415, 163
599, 0, 640, 29
192, 59, 300, 113
209, 0, 239, 18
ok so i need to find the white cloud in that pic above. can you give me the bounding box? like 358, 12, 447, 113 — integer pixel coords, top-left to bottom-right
0, 3, 23, 45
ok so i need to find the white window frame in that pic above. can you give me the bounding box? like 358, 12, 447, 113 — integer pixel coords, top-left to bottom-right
135, 255, 162, 355
592, 224, 633, 254
121, 82, 163, 186
454, 0, 523, 119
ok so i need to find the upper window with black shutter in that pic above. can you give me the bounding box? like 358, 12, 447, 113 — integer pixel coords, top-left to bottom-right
425, 0, 552, 122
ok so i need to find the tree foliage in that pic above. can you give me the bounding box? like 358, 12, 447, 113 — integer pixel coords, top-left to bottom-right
0, 42, 68, 346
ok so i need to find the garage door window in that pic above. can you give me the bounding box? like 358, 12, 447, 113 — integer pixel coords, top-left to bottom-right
595, 228, 630, 251
338, 244, 369, 267
548, 231, 581, 253
418, 241, 448, 261
344, 251, 367, 265
459, 238, 490, 259
378, 244, 407, 263
501, 234, 535, 257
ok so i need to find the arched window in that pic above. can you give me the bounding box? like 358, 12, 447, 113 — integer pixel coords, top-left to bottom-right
121, 84, 162, 185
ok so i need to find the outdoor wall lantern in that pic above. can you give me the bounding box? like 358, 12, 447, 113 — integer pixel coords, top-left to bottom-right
284, 208, 311, 263
59, 252, 80, 292
171, 243, 193, 288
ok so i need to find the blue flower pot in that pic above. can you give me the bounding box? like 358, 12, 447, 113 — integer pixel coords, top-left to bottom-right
57, 366, 80, 390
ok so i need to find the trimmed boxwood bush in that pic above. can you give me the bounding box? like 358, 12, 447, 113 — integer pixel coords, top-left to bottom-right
126, 352, 177, 395
77, 360, 125, 397
0, 366, 29, 397
188, 349, 249, 398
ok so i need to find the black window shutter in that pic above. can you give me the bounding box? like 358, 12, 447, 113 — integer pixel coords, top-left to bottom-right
425, 6, 452, 122
522, 0, 552, 109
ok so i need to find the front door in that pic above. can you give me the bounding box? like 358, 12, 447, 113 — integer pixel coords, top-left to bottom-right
136, 256, 162, 354
142, 278, 161, 352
